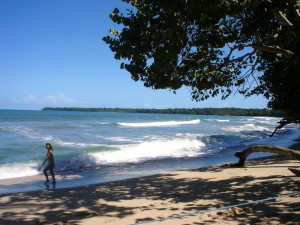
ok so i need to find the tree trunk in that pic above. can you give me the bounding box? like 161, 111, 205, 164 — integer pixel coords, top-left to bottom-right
232, 145, 300, 167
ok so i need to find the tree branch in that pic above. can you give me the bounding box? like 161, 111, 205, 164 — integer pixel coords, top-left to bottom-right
251, 43, 294, 57
228, 49, 257, 63
276, 11, 293, 26
269, 118, 300, 137
226, 42, 233, 50
232, 145, 300, 167
296, 9, 300, 17
295, 9, 300, 17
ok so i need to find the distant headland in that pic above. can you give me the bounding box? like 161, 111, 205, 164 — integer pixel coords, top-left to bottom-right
42, 107, 287, 117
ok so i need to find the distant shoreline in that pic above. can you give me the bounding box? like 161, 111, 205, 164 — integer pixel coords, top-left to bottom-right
42, 107, 287, 117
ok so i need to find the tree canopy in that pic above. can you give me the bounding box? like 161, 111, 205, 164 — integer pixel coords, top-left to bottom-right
103, 0, 300, 114
42, 107, 286, 117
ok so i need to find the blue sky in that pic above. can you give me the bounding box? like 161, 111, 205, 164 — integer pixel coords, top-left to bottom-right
0, 0, 268, 110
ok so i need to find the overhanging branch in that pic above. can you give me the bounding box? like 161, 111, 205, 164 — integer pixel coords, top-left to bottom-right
269, 118, 300, 137
225, 42, 294, 61
296, 9, 300, 17
228, 49, 257, 63
276, 11, 293, 26
251, 43, 294, 57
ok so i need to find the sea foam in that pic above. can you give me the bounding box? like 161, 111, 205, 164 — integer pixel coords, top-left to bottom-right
222, 123, 270, 132
205, 119, 230, 122
117, 119, 200, 128
88, 136, 205, 164
3, 125, 103, 148
0, 162, 40, 180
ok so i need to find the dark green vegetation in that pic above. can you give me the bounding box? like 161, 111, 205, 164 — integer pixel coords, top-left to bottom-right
103, 0, 300, 114
42, 107, 286, 117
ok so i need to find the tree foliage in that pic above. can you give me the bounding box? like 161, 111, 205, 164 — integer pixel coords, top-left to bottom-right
103, 0, 300, 114
42, 107, 286, 117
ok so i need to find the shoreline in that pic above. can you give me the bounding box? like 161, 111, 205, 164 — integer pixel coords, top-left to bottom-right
0, 152, 285, 196
0, 136, 299, 224
0, 155, 299, 225
1, 111, 299, 196
1, 140, 299, 195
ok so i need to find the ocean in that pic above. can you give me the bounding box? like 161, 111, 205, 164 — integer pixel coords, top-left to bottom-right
0, 109, 299, 193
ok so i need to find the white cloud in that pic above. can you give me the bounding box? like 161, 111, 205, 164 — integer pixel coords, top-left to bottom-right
12, 93, 80, 105
43, 93, 79, 103
13, 94, 38, 103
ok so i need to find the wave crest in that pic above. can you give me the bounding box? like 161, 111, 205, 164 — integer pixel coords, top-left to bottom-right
117, 119, 200, 128
0, 162, 39, 180
88, 136, 205, 164
222, 123, 270, 132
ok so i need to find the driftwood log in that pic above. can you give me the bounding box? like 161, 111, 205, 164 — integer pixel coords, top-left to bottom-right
231, 118, 300, 175
232, 145, 300, 167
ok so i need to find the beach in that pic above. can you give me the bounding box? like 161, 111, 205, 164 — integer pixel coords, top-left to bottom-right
1, 155, 300, 225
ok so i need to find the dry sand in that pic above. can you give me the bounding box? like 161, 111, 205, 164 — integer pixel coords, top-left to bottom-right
0, 156, 300, 225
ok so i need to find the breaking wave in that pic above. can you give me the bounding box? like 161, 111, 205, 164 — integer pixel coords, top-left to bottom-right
222, 123, 270, 132
87, 136, 206, 164
117, 119, 200, 128
0, 162, 40, 179
205, 119, 230, 122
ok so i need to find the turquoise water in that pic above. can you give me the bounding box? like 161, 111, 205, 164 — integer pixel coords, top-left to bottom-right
0, 109, 299, 181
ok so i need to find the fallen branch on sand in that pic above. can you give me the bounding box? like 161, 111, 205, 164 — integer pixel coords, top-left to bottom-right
232, 145, 300, 172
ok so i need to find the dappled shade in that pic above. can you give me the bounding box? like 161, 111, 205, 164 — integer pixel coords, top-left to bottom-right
1, 157, 299, 225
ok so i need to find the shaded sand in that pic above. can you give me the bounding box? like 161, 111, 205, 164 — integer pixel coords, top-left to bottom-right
0, 156, 300, 225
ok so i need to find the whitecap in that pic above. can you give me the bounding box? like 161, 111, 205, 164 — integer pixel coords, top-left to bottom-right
102, 136, 134, 142
222, 123, 270, 132
251, 117, 280, 125
3, 126, 102, 148
117, 119, 200, 128
205, 119, 229, 122
54, 140, 103, 148
96, 122, 111, 125
0, 162, 40, 180
87, 136, 206, 164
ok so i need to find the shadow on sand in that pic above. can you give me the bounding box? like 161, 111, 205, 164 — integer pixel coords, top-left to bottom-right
0, 156, 299, 225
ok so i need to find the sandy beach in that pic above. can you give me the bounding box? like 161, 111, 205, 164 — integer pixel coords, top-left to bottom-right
0, 155, 300, 225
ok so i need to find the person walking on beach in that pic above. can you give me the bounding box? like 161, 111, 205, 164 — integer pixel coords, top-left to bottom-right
42, 143, 56, 183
